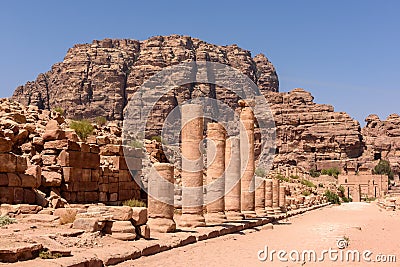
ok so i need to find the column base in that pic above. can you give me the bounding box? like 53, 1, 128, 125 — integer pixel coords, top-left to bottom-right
242, 210, 258, 219
178, 213, 206, 228
147, 217, 176, 233
225, 210, 245, 221
273, 207, 282, 215
255, 208, 267, 217
205, 212, 227, 224
265, 207, 275, 216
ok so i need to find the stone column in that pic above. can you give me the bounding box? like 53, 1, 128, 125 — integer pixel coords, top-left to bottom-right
255, 176, 267, 216
180, 104, 206, 227
289, 197, 297, 210
279, 185, 287, 213
205, 122, 226, 224
240, 107, 256, 218
352, 185, 361, 202
272, 179, 281, 214
225, 136, 244, 220
297, 195, 305, 208
368, 179, 375, 198
265, 179, 274, 215
147, 163, 176, 233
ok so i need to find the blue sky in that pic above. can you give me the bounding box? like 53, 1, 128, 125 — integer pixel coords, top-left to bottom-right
0, 0, 399, 124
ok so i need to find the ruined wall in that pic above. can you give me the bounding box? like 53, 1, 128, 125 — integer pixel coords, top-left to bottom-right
338, 174, 388, 199
267, 88, 363, 171
0, 99, 142, 206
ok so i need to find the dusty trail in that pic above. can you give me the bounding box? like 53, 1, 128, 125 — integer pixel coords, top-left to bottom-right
118, 203, 399, 267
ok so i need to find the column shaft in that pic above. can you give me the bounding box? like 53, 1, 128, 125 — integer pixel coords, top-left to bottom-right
148, 163, 176, 233
180, 104, 206, 227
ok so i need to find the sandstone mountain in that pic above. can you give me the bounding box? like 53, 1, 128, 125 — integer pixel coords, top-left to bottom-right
12, 35, 278, 121
10, 35, 400, 176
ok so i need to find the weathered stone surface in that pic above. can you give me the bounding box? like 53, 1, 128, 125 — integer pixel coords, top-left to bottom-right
42, 120, 65, 141
205, 122, 226, 224
73, 218, 99, 232
110, 221, 137, 241
240, 106, 256, 216
131, 207, 147, 226
0, 137, 13, 152
0, 241, 42, 263
108, 206, 133, 221
12, 36, 279, 123
268, 88, 363, 171
54, 208, 78, 224
361, 114, 400, 174
148, 163, 176, 233
41, 171, 62, 187
180, 104, 206, 227
24, 165, 41, 187
0, 154, 16, 173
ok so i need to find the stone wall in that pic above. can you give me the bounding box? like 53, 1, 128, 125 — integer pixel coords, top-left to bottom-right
0, 99, 143, 206
338, 174, 388, 200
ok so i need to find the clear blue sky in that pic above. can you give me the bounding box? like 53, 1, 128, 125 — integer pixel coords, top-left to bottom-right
1, 0, 399, 124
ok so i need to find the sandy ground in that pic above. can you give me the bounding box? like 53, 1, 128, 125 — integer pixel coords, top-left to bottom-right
118, 203, 400, 267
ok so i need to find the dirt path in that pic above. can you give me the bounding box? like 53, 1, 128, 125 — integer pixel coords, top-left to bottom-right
117, 203, 399, 267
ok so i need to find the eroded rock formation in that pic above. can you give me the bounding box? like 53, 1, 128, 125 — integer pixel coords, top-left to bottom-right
10, 35, 400, 178
12, 35, 279, 121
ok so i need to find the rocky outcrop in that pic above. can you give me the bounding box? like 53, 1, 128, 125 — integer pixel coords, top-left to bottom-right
0, 98, 143, 205
12, 35, 279, 121
10, 35, 400, 179
361, 114, 400, 173
268, 88, 363, 171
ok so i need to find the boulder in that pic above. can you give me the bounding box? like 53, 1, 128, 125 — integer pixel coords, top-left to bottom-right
41, 171, 62, 187
131, 207, 147, 226
73, 218, 99, 232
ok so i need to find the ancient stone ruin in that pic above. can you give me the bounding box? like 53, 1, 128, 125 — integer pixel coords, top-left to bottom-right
0, 35, 399, 265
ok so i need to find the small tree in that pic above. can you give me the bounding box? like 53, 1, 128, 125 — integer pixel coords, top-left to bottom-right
255, 168, 266, 177
70, 120, 94, 141
53, 107, 64, 115
309, 169, 321, 178
324, 190, 340, 204
301, 179, 316, 188
321, 167, 340, 179
373, 160, 394, 180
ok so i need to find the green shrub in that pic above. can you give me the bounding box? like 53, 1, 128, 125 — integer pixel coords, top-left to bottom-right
151, 135, 162, 142
338, 185, 345, 195
0, 216, 16, 227
128, 139, 144, 148
276, 174, 289, 182
309, 169, 321, 178
341, 196, 351, 203
69, 120, 94, 141
39, 250, 62, 259
290, 175, 300, 180
53, 107, 64, 115
365, 196, 376, 202
302, 190, 311, 196
255, 168, 266, 177
373, 160, 394, 180
321, 167, 340, 179
324, 190, 341, 204
301, 179, 316, 188
95, 116, 107, 127
122, 199, 147, 207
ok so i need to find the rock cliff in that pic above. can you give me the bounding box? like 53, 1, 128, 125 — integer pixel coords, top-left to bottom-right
12, 35, 279, 121
10, 35, 400, 177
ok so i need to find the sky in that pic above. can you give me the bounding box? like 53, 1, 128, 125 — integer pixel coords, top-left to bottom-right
0, 0, 399, 125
